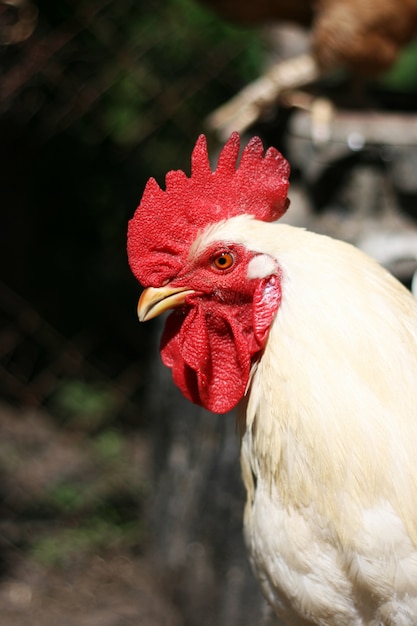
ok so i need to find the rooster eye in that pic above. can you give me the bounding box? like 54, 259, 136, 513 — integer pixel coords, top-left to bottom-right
213, 252, 234, 270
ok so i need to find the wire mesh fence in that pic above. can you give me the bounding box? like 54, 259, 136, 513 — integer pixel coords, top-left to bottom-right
0, 0, 266, 411
0, 2, 279, 624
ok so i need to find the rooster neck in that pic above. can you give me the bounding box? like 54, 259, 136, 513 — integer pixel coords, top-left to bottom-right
239, 294, 417, 620
238, 226, 417, 547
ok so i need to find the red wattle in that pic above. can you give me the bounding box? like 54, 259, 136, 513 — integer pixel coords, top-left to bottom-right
159, 275, 281, 414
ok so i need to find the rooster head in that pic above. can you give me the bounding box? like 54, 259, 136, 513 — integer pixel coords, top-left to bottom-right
127, 133, 290, 413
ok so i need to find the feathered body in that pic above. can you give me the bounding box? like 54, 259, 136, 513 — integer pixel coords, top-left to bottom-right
226, 217, 417, 624
127, 134, 417, 625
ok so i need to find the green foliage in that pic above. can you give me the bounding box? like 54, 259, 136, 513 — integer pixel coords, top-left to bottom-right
0, 378, 149, 567
46, 482, 89, 513
51, 379, 116, 430
94, 0, 264, 148
379, 41, 417, 91
31, 517, 141, 566
93, 429, 124, 461
29, 421, 147, 566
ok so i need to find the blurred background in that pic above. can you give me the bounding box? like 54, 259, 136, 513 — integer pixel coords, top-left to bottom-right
1, 1, 417, 625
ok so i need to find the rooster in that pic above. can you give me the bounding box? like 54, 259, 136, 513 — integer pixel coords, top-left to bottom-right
127, 133, 417, 625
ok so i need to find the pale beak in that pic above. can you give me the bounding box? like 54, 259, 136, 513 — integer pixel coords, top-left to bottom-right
137, 286, 195, 322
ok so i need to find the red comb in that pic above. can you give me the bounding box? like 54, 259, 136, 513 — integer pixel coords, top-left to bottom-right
127, 132, 290, 286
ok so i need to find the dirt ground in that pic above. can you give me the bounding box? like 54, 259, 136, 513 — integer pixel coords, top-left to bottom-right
0, 392, 277, 626
0, 551, 181, 626
0, 403, 181, 626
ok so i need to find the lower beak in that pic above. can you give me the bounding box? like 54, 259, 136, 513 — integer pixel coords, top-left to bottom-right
137, 286, 195, 322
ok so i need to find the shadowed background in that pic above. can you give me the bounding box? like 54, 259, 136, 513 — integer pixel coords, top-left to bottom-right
1, 1, 417, 625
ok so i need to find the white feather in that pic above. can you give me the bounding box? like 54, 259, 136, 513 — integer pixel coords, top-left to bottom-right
198, 215, 417, 625
247, 253, 277, 279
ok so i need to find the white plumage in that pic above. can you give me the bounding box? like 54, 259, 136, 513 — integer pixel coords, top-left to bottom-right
131, 134, 417, 625
202, 216, 417, 625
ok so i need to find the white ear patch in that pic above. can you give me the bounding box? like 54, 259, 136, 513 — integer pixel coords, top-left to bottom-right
247, 254, 277, 279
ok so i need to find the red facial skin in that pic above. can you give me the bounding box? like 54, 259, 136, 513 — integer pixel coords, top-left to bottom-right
127, 133, 290, 290
159, 243, 282, 414
127, 133, 290, 413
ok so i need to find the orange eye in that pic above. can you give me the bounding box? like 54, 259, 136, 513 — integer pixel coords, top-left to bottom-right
213, 252, 234, 270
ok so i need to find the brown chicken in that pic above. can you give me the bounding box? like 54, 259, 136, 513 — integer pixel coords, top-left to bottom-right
204, 0, 417, 137
203, 0, 417, 74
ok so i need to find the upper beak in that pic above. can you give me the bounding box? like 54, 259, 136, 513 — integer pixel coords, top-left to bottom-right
137, 286, 195, 322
